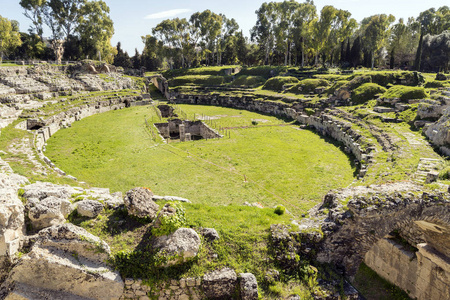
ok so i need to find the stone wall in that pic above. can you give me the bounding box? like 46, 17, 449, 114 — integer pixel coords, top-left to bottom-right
122, 277, 203, 300
365, 238, 450, 300
32, 96, 141, 178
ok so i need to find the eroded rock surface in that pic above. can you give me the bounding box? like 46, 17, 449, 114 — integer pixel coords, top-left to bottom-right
76, 200, 104, 218
202, 267, 237, 300
153, 228, 201, 266
124, 187, 159, 219
1, 223, 123, 300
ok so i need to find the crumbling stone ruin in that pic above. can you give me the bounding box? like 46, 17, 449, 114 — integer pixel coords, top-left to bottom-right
1, 64, 450, 299
154, 118, 222, 141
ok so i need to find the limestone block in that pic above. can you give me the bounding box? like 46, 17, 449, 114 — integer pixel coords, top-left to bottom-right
0, 189, 25, 257
124, 187, 158, 219
28, 196, 67, 230
239, 273, 258, 300
4, 224, 122, 300
76, 200, 104, 218
153, 228, 201, 266
202, 267, 237, 299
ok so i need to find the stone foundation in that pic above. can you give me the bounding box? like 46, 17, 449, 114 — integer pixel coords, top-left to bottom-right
365, 238, 450, 300
155, 119, 222, 141
122, 277, 203, 300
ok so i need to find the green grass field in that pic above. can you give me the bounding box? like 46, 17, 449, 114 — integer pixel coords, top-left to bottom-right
45, 104, 355, 215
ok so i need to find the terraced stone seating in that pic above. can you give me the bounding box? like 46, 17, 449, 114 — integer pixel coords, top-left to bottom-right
0, 75, 50, 94
35, 74, 86, 92
0, 83, 15, 96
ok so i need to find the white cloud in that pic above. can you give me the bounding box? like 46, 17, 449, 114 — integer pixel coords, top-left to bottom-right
144, 9, 191, 20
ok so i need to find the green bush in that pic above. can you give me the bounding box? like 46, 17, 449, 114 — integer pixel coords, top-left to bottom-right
231, 75, 266, 87
305, 108, 315, 116
287, 78, 329, 94
262, 76, 299, 91
383, 85, 428, 100
152, 202, 187, 237
439, 166, 450, 180
274, 205, 286, 215
352, 83, 387, 104
351, 71, 425, 87
425, 81, 445, 88
169, 75, 232, 87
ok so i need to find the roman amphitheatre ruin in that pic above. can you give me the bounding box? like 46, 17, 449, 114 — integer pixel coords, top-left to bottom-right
0, 61, 449, 300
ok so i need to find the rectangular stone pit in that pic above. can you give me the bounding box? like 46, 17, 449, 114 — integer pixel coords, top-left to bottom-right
154, 119, 222, 141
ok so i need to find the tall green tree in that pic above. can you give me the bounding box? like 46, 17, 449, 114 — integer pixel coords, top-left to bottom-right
19, 0, 46, 38
190, 10, 222, 65
360, 14, 396, 69
77, 0, 115, 62
0, 16, 22, 63
414, 6, 450, 70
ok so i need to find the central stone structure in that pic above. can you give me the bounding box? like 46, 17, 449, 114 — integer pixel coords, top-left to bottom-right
154, 119, 222, 141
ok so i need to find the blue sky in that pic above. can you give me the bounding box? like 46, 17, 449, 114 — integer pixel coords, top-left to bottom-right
2, 0, 449, 54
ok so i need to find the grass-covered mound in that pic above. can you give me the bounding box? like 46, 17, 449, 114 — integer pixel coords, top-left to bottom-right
231, 75, 266, 87
162, 65, 240, 78
238, 66, 289, 79
287, 78, 330, 94
342, 75, 372, 90
169, 75, 232, 87
45, 105, 355, 215
383, 85, 428, 100
350, 71, 425, 87
263, 76, 299, 91
352, 83, 387, 104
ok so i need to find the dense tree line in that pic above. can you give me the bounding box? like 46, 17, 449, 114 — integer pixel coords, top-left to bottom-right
3, 1, 449, 71
134, 1, 449, 72
6, 0, 115, 63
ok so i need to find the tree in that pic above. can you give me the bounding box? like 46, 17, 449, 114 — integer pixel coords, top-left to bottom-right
190, 10, 222, 65
113, 42, 131, 68
13, 32, 45, 59
20, 0, 115, 63
414, 6, 450, 70
19, 0, 46, 38
350, 36, 362, 67
421, 30, 450, 72
292, 0, 317, 67
251, 2, 277, 65
77, 0, 115, 62
131, 48, 141, 69
388, 18, 419, 69
141, 35, 163, 71
360, 14, 396, 69
0, 16, 22, 63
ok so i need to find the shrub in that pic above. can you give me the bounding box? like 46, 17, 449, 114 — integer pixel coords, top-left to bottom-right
287, 78, 329, 94
169, 75, 232, 87
383, 85, 428, 100
352, 83, 387, 104
305, 108, 315, 116
152, 202, 187, 237
425, 81, 445, 88
274, 205, 286, 215
231, 75, 266, 87
439, 166, 450, 180
263, 76, 299, 91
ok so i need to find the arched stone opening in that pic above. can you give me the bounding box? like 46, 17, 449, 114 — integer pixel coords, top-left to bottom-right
313, 191, 450, 300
